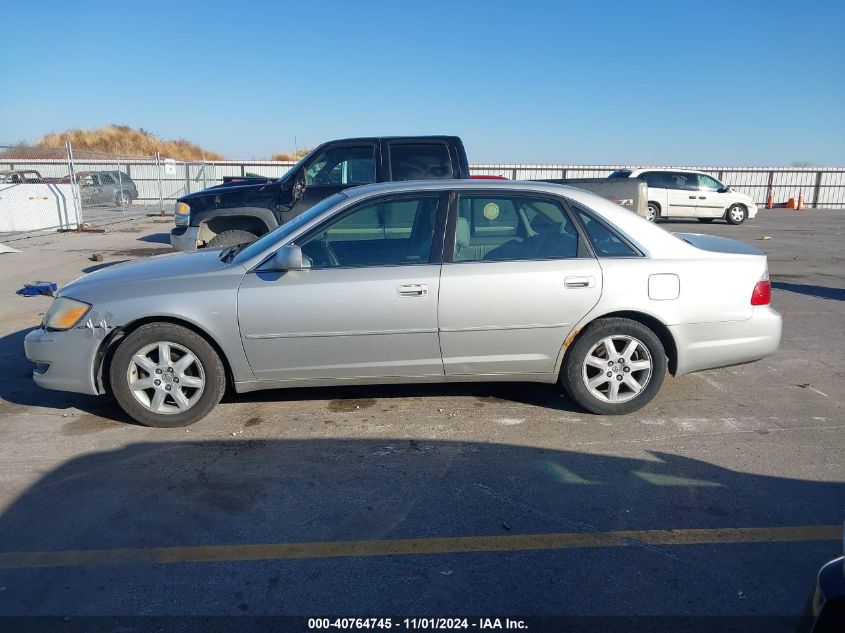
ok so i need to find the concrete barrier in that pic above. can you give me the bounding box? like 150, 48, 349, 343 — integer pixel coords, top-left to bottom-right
0, 183, 80, 232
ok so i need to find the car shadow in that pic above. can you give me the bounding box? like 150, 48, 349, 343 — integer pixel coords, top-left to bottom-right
0, 438, 838, 621
0, 327, 585, 423
81, 259, 129, 274
772, 281, 845, 302
137, 232, 170, 244
229, 380, 580, 412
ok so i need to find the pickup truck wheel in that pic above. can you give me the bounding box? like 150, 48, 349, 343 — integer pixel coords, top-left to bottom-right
697, 218, 715, 223
726, 204, 747, 225
207, 230, 258, 248
645, 203, 659, 222
561, 318, 666, 415
109, 323, 226, 427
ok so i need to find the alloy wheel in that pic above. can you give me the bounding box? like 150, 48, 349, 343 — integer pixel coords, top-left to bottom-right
581, 335, 653, 403
126, 341, 205, 414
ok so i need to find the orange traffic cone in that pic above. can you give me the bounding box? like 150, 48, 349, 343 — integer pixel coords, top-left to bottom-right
766, 189, 773, 209
797, 191, 804, 210
786, 197, 796, 209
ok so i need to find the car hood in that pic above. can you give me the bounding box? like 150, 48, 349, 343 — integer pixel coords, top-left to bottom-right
59, 250, 235, 299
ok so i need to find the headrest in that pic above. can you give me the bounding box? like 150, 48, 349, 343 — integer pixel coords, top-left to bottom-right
530, 212, 556, 233
456, 217, 471, 247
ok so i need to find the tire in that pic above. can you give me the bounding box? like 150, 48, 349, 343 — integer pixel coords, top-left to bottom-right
116, 190, 131, 206
644, 203, 660, 222
561, 317, 666, 415
109, 323, 226, 427
726, 204, 747, 225
697, 218, 714, 223
207, 230, 258, 248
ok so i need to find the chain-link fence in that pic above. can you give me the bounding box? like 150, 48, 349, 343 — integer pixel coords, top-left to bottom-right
1, 145, 300, 238
0, 143, 81, 235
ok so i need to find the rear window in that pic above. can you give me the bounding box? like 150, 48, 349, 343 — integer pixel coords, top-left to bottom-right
608, 170, 632, 178
390, 144, 452, 180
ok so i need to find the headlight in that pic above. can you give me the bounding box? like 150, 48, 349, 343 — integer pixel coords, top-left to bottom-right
174, 201, 190, 226
43, 297, 92, 331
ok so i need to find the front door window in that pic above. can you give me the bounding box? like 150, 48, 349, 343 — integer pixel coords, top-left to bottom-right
298, 195, 441, 268
305, 146, 376, 186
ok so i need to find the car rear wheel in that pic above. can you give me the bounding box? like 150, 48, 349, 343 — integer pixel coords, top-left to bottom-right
561, 317, 666, 415
116, 190, 131, 206
109, 323, 226, 427
644, 203, 659, 222
207, 230, 258, 248
697, 218, 715, 223
726, 204, 747, 225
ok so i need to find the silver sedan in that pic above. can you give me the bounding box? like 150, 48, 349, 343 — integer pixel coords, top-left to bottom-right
24, 181, 782, 427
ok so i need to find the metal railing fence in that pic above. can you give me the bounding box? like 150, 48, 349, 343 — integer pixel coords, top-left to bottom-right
2, 144, 843, 230
470, 164, 845, 208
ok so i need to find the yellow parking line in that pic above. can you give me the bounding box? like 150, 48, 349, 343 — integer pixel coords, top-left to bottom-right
0, 525, 838, 570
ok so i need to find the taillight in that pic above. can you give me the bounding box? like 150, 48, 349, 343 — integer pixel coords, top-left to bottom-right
751, 280, 771, 306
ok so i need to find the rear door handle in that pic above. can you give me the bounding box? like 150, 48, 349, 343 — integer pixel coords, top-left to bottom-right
698, 196, 706, 199
689, 195, 697, 199
398, 284, 428, 297
565, 276, 596, 289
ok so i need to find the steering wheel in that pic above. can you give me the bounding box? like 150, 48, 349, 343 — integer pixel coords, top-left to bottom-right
319, 239, 339, 267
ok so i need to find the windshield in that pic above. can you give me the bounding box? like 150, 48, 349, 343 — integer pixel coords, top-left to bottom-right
231, 192, 348, 264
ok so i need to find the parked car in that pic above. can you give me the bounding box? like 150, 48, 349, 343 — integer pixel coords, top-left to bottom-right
75, 170, 138, 206
0, 169, 60, 184
609, 168, 758, 224
170, 136, 471, 251
811, 550, 845, 633
26, 180, 781, 427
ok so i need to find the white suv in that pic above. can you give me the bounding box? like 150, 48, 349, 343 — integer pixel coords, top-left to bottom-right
609, 169, 758, 225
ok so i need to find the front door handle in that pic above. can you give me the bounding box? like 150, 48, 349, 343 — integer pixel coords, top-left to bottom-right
398, 284, 428, 297
689, 195, 697, 199
699, 196, 706, 199
565, 276, 596, 289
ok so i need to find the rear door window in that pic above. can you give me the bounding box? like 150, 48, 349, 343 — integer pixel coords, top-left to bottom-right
452, 195, 580, 262
389, 144, 453, 180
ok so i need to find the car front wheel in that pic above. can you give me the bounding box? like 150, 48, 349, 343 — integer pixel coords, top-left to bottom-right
207, 230, 258, 248
726, 204, 747, 225
561, 317, 666, 415
109, 323, 226, 427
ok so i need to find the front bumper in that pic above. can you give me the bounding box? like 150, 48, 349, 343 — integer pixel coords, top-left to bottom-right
24, 327, 102, 395
170, 225, 200, 252
747, 203, 759, 219
670, 305, 782, 375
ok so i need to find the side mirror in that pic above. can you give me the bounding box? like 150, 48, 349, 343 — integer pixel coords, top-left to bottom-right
718, 186, 730, 193
264, 245, 307, 271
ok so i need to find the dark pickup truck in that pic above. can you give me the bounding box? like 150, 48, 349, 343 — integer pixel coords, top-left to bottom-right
171, 136, 469, 251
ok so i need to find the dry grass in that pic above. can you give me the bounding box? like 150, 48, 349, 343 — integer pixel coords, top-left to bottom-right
29, 125, 226, 160
270, 148, 311, 162
2, 126, 310, 161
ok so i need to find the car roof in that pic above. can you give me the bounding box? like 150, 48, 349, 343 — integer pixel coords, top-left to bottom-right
629, 168, 709, 177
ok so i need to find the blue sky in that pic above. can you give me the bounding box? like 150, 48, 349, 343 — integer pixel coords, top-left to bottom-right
1, 0, 843, 165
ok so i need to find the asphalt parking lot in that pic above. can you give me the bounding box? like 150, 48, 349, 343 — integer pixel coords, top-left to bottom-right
0, 209, 843, 628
